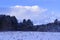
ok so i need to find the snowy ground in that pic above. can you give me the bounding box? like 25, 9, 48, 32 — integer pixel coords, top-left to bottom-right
0, 31, 60, 40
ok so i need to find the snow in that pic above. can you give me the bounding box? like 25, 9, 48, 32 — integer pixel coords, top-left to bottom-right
0, 31, 60, 40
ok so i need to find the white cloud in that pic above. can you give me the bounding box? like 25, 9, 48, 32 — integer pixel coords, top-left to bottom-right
10, 5, 47, 13
7, 5, 47, 23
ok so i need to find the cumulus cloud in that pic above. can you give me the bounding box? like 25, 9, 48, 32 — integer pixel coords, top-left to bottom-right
10, 5, 47, 13
0, 5, 48, 25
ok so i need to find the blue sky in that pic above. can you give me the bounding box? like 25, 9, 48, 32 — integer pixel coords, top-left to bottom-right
0, 0, 60, 25
0, 0, 60, 9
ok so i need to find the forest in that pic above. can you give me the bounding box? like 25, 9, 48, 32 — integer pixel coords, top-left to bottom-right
0, 15, 60, 32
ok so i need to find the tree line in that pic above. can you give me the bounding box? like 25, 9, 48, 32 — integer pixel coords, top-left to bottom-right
0, 15, 60, 32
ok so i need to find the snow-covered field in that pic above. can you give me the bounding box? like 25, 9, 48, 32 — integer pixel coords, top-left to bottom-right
0, 31, 60, 40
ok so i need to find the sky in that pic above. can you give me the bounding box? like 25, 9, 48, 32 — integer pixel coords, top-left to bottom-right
0, 0, 60, 25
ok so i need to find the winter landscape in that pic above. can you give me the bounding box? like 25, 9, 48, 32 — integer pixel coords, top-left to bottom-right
0, 0, 60, 40
0, 15, 60, 40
